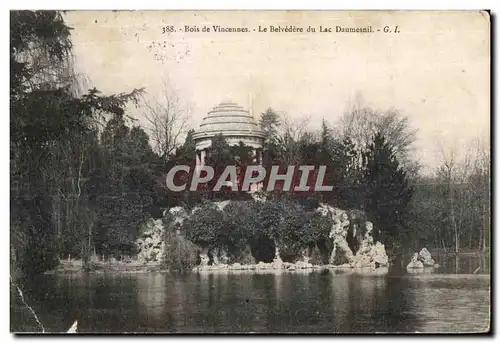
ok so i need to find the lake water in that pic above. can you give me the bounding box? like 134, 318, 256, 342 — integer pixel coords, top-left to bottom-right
11, 254, 490, 333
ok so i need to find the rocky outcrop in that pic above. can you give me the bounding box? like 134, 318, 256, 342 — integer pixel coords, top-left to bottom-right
194, 202, 389, 270
136, 207, 193, 264
167, 206, 189, 227
406, 253, 424, 269
317, 204, 389, 269
418, 248, 435, 267
137, 201, 390, 271
323, 205, 354, 265
406, 248, 437, 270
136, 219, 165, 263
351, 222, 389, 268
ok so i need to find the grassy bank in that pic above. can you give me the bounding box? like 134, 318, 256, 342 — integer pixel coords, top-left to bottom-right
45, 260, 166, 274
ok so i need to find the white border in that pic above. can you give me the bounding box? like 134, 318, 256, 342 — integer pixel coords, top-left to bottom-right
3, 1, 500, 10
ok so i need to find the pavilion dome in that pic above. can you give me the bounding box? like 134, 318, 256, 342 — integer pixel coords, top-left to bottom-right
193, 102, 265, 150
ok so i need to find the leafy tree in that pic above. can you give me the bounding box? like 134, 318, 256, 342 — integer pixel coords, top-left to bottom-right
334, 137, 366, 209
204, 134, 256, 200
10, 10, 144, 274
207, 134, 233, 167
153, 129, 199, 209
231, 141, 254, 167
174, 129, 196, 162
259, 107, 280, 143
94, 118, 155, 257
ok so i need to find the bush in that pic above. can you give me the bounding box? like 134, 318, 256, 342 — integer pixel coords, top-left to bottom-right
279, 202, 311, 257
220, 200, 258, 258
183, 201, 223, 248
177, 199, 341, 265
308, 212, 334, 243
255, 199, 311, 261
162, 231, 199, 272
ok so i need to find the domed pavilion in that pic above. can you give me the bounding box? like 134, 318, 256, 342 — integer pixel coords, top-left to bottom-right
192, 102, 266, 166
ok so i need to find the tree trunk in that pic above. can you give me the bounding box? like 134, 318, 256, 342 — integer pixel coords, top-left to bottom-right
87, 222, 92, 263
482, 203, 487, 252
468, 228, 472, 250
449, 181, 459, 253
478, 217, 483, 251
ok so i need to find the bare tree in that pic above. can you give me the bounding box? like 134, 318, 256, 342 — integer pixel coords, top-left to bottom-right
144, 80, 191, 159
437, 147, 460, 253
80, 205, 97, 269
469, 138, 491, 251
277, 113, 311, 143
338, 96, 418, 174
435, 138, 490, 253
274, 112, 312, 165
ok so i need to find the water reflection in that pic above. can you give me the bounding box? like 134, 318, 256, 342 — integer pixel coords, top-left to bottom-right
422, 252, 490, 274
404, 276, 490, 333
11, 258, 490, 333
407, 267, 435, 275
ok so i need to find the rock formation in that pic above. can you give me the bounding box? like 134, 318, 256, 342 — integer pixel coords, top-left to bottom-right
136, 219, 165, 263
167, 206, 189, 227
324, 206, 354, 265
273, 245, 283, 268
418, 248, 435, 267
137, 201, 390, 271
406, 252, 424, 269
406, 248, 436, 270
317, 204, 389, 269
136, 207, 193, 264
351, 222, 389, 268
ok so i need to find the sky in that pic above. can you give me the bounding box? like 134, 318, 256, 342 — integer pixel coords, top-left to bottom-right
64, 10, 490, 173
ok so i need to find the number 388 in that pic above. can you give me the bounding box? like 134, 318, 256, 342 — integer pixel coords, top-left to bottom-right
162, 26, 175, 33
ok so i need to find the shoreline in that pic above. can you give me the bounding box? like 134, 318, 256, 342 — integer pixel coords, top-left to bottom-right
44, 256, 490, 276
43, 264, 491, 277
45, 259, 390, 275
43, 249, 490, 276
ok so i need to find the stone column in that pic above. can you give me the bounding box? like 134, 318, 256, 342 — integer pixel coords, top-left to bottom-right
195, 151, 201, 167
200, 149, 206, 166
